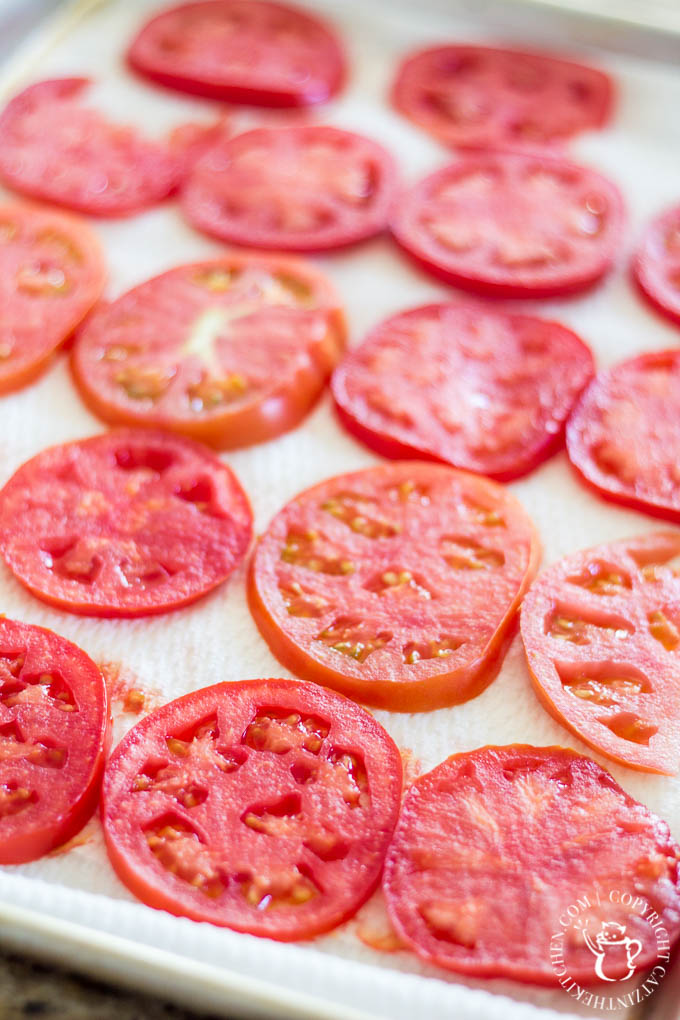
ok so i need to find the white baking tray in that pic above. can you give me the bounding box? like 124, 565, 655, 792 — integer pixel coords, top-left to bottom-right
1, 1, 680, 1019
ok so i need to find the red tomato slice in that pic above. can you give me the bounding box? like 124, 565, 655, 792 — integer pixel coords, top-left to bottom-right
392, 45, 612, 150
0, 203, 105, 395
390, 152, 624, 298
248, 463, 540, 712
71, 255, 346, 449
332, 302, 594, 482
0, 79, 181, 217
167, 115, 232, 179
522, 532, 680, 774
102, 678, 401, 939
181, 126, 397, 252
0, 617, 109, 864
0, 430, 252, 617
633, 204, 680, 326
567, 350, 680, 521
383, 745, 680, 984
128, 0, 345, 107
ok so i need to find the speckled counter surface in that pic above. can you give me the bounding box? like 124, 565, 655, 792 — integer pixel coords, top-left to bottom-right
0, 952, 217, 1019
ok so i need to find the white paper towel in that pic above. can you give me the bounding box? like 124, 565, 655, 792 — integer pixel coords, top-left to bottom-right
1, 1, 680, 1018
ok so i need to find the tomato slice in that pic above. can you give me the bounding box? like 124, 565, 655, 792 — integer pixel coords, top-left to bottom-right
0, 617, 109, 864
248, 463, 540, 712
102, 678, 401, 939
0, 79, 181, 217
392, 45, 612, 151
390, 152, 624, 298
332, 302, 594, 482
521, 532, 680, 774
567, 350, 680, 521
168, 115, 232, 178
633, 204, 680, 326
71, 256, 346, 449
0, 430, 252, 617
383, 745, 680, 984
128, 0, 345, 107
181, 126, 397, 252
0, 203, 105, 395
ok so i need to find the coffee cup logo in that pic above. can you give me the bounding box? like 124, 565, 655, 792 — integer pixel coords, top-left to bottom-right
582, 921, 642, 982
550, 888, 671, 1011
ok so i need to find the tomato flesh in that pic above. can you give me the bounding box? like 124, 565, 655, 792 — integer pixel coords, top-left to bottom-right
0, 202, 105, 395
71, 256, 346, 449
248, 462, 540, 712
0, 430, 252, 617
0, 617, 109, 864
522, 532, 680, 774
181, 126, 397, 252
567, 350, 680, 521
332, 302, 594, 481
390, 152, 624, 298
128, 0, 345, 107
633, 204, 680, 326
383, 745, 680, 984
392, 45, 612, 150
0, 79, 181, 216
102, 678, 401, 939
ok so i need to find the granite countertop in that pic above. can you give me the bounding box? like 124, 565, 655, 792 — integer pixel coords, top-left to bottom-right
0, 951, 216, 1019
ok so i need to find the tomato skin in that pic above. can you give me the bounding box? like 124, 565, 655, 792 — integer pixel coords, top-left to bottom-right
128, 1, 345, 108
0, 202, 106, 396
566, 350, 680, 523
248, 462, 541, 712
0, 618, 109, 864
334, 403, 570, 485
180, 126, 398, 253
0, 78, 181, 217
72, 355, 338, 450
129, 57, 343, 110
249, 567, 522, 712
633, 204, 680, 327
521, 531, 680, 774
334, 401, 574, 484
71, 255, 346, 450
392, 45, 613, 151
102, 678, 402, 939
383, 745, 680, 984
0, 430, 253, 618
390, 152, 625, 299
331, 302, 595, 482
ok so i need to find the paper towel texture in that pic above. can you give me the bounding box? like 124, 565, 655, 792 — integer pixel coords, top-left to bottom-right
1, 1, 680, 1018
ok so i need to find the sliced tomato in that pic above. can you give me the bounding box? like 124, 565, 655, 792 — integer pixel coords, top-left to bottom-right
0, 203, 105, 395
71, 256, 346, 449
633, 204, 680, 326
383, 745, 680, 984
248, 463, 540, 712
102, 678, 401, 939
0, 617, 109, 864
332, 302, 594, 482
567, 350, 680, 521
392, 45, 612, 151
128, 0, 345, 107
0, 79, 181, 217
390, 152, 624, 298
0, 430, 252, 617
521, 532, 680, 774
167, 115, 232, 179
181, 126, 397, 252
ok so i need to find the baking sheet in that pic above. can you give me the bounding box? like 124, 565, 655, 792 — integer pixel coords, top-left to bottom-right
1, 0, 680, 1018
